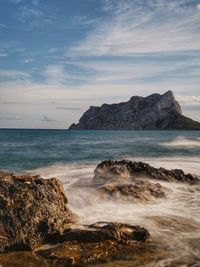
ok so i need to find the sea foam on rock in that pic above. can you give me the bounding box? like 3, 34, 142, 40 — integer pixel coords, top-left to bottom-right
93, 160, 199, 185
98, 181, 172, 202
93, 159, 199, 203
1, 159, 198, 265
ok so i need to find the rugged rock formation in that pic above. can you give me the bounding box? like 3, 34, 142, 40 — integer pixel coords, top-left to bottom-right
0, 171, 76, 252
93, 160, 199, 185
98, 181, 172, 202
0, 170, 150, 266
38, 222, 150, 265
69, 91, 200, 130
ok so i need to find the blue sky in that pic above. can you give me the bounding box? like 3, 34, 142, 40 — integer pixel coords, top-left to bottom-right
0, 0, 200, 128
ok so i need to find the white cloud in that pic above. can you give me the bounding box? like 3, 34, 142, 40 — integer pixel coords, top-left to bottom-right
177, 95, 200, 107
68, 0, 200, 57
0, 70, 30, 80
48, 48, 59, 54
0, 53, 8, 57
16, 5, 48, 30
23, 58, 34, 63
0, 116, 22, 121
43, 65, 67, 84
40, 115, 58, 122
70, 16, 101, 27
8, 0, 23, 4
32, 0, 39, 6
1, 0, 200, 128
0, 77, 199, 128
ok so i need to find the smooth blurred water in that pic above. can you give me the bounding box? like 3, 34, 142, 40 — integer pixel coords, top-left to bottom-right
0, 129, 200, 171
0, 129, 200, 267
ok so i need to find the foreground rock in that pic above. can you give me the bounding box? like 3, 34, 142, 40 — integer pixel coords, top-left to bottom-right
69, 90, 200, 130
93, 160, 199, 185
0, 171, 150, 266
38, 222, 150, 265
98, 181, 172, 202
0, 171, 76, 252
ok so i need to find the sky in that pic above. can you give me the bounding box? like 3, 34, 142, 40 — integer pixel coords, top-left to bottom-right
0, 0, 200, 129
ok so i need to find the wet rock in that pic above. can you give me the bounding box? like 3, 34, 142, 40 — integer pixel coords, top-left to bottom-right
38, 222, 150, 265
38, 240, 119, 265
93, 160, 199, 185
98, 181, 172, 202
63, 222, 150, 244
0, 171, 76, 252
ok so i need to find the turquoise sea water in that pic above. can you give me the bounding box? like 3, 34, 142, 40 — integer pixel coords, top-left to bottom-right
0, 129, 200, 171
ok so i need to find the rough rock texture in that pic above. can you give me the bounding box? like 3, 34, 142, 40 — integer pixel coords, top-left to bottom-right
0, 171, 76, 252
93, 160, 199, 185
98, 181, 172, 202
38, 222, 150, 265
69, 90, 200, 130
62, 222, 150, 244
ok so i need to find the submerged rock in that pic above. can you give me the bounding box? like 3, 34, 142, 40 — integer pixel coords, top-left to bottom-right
98, 181, 172, 202
93, 160, 199, 185
0, 171, 76, 252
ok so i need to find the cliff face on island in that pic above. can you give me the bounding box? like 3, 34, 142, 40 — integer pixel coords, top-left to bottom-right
69, 91, 200, 130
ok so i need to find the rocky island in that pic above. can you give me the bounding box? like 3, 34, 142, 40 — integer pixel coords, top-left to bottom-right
69, 90, 200, 130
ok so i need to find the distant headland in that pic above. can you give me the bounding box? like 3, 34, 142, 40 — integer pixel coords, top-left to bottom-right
69, 91, 200, 130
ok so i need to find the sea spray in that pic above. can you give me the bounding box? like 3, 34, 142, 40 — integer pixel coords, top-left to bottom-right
29, 158, 200, 266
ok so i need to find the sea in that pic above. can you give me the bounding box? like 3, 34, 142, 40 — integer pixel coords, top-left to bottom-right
0, 129, 200, 267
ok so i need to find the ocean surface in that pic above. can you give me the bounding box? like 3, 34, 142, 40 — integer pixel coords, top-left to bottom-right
1, 129, 200, 171
0, 129, 200, 267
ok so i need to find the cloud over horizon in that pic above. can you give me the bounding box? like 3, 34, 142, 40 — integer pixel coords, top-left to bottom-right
0, 0, 200, 128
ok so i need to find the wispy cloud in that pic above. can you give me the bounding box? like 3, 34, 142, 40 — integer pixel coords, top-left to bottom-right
42, 64, 90, 84
0, 0, 200, 128
0, 53, 8, 57
32, 0, 39, 6
69, 15, 102, 28
23, 58, 34, 63
18, 6, 43, 23
0, 116, 22, 121
177, 95, 200, 107
69, 0, 200, 57
1, 77, 200, 127
56, 106, 84, 111
0, 70, 30, 81
40, 115, 59, 122
8, 0, 23, 4
43, 64, 67, 84
0, 101, 29, 105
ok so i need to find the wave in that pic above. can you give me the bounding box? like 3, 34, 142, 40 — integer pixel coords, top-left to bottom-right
26, 156, 200, 266
160, 137, 200, 149
128, 156, 200, 174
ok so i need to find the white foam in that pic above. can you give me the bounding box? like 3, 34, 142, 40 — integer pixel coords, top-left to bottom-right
29, 157, 200, 224
160, 136, 200, 148
28, 157, 200, 264
128, 156, 200, 174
